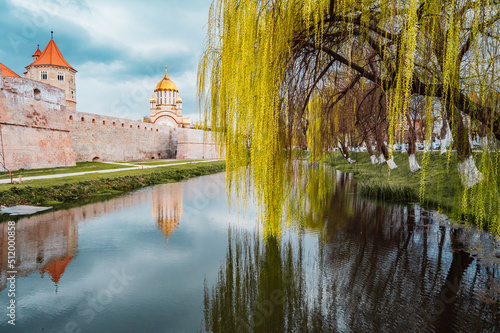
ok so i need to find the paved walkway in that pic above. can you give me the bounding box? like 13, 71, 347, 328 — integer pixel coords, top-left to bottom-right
0, 160, 220, 184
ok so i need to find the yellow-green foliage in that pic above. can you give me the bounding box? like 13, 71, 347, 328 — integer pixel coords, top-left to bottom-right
199, 0, 500, 236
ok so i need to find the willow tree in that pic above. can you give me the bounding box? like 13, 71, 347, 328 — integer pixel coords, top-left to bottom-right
198, 0, 500, 235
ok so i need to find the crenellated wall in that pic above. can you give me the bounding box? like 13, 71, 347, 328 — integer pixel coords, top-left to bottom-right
67, 111, 178, 162
0, 73, 76, 170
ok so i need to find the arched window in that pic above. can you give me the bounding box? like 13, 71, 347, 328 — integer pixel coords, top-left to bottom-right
92, 119, 96, 123
69, 115, 73, 120
81, 117, 85, 121
103, 120, 106, 125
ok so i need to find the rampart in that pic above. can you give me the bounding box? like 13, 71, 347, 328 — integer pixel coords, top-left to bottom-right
177, 128, 223, 159
0, 73, 76, 171
0, 72, 222, 171
67, 111, 178, 162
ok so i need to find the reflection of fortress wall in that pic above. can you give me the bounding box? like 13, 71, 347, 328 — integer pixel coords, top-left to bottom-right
176, 128, 224, 160
68, 111, 178, 162
152, 183, 183, 240
0, 189, 152, 290
0, 211, 78, 291
0, 74, 76, 170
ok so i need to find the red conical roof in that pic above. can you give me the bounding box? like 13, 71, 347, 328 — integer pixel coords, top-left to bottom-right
0, 62, 20, 77
41, 256, 74, 284
32, 46, 42, 57
30, 39, 75, 70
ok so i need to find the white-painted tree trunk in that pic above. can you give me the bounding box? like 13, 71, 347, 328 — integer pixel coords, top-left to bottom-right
370, 155, 378, 165
423, 140, 431, 153
441, 124, 452, 154
347, 157, 356, 164
387, 156, 398, 169
378, 154, 386, 164
457, 155, 483, 188
408, 153, 421, 173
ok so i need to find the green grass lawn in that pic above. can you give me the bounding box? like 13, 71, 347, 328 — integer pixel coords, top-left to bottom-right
124, 159, 196, 166
0, 161, 226, 207
0, 161, 220, 191
0, 162, 131, 180
326, 151, 500, 234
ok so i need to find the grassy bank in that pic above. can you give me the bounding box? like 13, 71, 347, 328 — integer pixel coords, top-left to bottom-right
0, 161, 225, 207
325, 151, 500, 233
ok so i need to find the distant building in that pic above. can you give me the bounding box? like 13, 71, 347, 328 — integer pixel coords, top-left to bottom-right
147, 65, 190, 128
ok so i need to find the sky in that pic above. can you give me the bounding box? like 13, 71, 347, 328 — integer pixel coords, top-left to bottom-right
0, 0, 212, 121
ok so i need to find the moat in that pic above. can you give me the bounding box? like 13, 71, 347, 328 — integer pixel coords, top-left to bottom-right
0, 171, 499, 332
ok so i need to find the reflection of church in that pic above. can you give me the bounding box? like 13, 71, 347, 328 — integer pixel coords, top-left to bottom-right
152, 183, 183, 241
144, 65, 190, 128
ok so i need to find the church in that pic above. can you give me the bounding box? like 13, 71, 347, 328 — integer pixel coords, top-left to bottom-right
146, 65, 191, 128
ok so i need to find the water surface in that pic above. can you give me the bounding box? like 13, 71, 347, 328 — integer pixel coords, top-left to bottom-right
0, 171, 498, 332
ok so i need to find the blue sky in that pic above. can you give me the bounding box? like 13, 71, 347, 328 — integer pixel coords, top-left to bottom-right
0, 0, 212, 121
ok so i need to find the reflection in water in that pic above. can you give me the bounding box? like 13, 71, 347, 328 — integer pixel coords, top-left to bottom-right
0, 212, 78, 291
0, 190, 152, 291
0, 183, 186, 291
204, 171, 500, 333
152, 182, 183, 241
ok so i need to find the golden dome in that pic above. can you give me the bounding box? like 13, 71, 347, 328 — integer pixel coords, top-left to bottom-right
176, 96, 182, 103
150, 94, 156, 102
155, 65, 178, 92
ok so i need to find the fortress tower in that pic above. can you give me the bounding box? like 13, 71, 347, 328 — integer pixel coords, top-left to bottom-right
25, 34, 77, 111
148, 65, 190, 128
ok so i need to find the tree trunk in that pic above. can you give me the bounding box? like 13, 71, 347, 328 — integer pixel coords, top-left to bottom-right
447, 107, 482, 188
365, 140, 378, 164
376, 140, 397, 169
406, 113, 421, 173
338, 141, 356, 164
440, 121, 452, 155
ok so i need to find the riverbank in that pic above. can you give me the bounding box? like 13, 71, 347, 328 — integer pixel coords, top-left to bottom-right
0, 160, 225, 208
325, 151, 500, 234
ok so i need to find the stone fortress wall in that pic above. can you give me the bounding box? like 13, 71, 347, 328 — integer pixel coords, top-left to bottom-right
0, 72, 76, 171
0, 71, 221, 171
67, 110, 178, 162
177, 128, 223, 160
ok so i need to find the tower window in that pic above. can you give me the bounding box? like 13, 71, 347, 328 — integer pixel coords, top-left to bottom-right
41, 71, 48, 80
71, 91, 74, 99
57, 72, 64, 81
